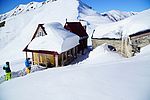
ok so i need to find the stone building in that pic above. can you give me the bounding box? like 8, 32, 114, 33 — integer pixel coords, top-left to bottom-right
92, 29, 150, 57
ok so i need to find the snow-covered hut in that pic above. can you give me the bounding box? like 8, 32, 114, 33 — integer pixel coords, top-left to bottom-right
23, 22, 80, 67
129, 29, 150, 55
64, 22, 88, 54
92, 9, 150, 57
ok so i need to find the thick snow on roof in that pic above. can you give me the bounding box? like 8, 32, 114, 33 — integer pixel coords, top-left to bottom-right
28, 22, 79, 54
93, 9, 150, 39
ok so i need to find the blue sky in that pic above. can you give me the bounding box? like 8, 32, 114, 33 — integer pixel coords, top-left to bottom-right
82, 0, 150, 13
0, 0, 150, 14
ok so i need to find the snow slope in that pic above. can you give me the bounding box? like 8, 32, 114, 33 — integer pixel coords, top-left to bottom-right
93, 9, 150, 39
0, 44, 150, 100
101, 10, 137, 22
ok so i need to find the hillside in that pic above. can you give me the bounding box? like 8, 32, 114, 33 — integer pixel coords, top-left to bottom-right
0, 44, 150, 100
0, 0, 137, 65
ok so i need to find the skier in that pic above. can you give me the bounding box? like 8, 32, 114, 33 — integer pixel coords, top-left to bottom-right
3, 62, 11, 81
25, 58, 32, 74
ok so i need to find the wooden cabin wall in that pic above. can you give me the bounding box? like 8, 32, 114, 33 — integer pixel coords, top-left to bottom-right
77, 39, 87, 54
31, 46, 78, 67
46, 54, 55, 66
33, 52, 55, 67
83, 39, 88, 48
33, 52, 39, 65
58, 47, 77, 66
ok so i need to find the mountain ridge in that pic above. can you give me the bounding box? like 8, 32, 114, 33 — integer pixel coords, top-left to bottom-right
0, 0, 139, 63
0, 0, 137, 22
101, 10, 138, 21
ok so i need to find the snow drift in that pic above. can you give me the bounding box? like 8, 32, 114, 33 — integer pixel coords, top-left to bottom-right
0, 44, 150, 100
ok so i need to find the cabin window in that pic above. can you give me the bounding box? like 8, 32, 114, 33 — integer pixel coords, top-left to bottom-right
36, 31, 46, 37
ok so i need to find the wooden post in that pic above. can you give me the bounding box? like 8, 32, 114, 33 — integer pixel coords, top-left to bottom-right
32, 52, 34, 65
75, 46, 77, 58
25, 52, 28, 59
38, 53, 40, 65
55, 54, 58, 67
121, 37, 124, 55
65, 52, 68, 61
61, 53, 64, 66
72, 47, 75, 58
125, 37, 132, 57
45, 54, 47, 67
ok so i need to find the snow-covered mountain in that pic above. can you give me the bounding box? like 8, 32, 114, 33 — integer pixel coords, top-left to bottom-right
0, 0, 141, 64
0, 0, 104, 64
93, 9, 150, 39
0, 0, 105, 62
0, 0, 115, 25
101, 10, 137, 22
0, 0, 136, 22
0, 0, 50, 21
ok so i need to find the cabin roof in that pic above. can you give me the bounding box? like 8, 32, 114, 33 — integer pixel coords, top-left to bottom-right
23, 22, 80, 54
129, 29, 150, 37
64, 22, 88, 38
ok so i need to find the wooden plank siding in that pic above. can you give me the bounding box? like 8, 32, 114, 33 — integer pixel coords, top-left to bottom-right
33, 52, 55, 67
24, 46, 79, 67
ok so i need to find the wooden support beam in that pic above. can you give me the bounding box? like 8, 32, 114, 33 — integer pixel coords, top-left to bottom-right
32, 52, 34, 65
38, 53, 40, 65
75, 46, 77, 58
45, 54, 47, 67
73, 47, 76, 58
65, 52, 68, 61
61, 53, 64, 66
25, 52, 28, 59
55, 54, 58, 67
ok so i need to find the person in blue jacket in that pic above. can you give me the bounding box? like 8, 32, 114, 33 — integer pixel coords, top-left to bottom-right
25, 58, 32, 74
3, 62, 11, 80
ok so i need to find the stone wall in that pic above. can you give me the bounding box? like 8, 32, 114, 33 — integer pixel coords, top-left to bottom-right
130, 32, 150, 48
92, 39, 122, 53
92, 32, 150, 57
92, 38, 133, 57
